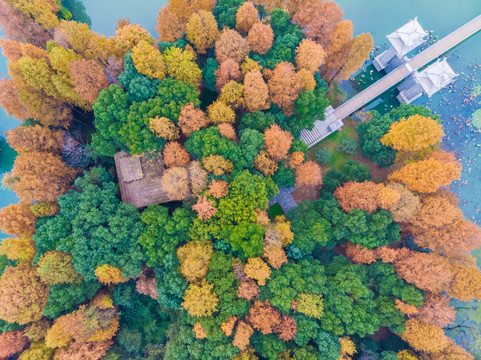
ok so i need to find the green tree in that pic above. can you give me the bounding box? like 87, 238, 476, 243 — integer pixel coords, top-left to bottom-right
272, 162, 296, 188
120, 78, 200, 154
261, 258, 327, 314
91, 84, 130, 156
119, 52, 161, 102
213, 0, 244, 29
239, 111, 276, 132
139, 205, 193, 268
321, 160, 371, 194
239, 129, 264, 168
315, 148, 332, 165
39, 167, 145, 281
185, 126, 245, 169
337, 137, 358, 155
287, 203, 330, 258
113, 281, 169, 354
202, 58, 219, 92
292, 88, 329, 136
43, 281, 100, 319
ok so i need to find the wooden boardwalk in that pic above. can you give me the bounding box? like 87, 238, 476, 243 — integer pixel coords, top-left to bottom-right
300, 14, 481, 147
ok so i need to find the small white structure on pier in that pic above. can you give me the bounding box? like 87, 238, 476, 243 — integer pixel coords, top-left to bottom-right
397, 58, 458, 103
373, 18, 428, 72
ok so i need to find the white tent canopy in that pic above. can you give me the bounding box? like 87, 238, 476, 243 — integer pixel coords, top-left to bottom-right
387, 17, 428, 56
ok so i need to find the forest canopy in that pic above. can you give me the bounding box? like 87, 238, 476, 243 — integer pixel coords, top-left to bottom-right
0, 0, 479, 360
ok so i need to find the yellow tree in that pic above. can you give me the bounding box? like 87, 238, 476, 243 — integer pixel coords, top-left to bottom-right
255, 150, 278, 176
202, 154, 234, 176
0, 265, 49, 324
244, 257, 271, 286
182, 280, 219, 317
95, 265, 128, 285
114, 23, 154, 52
168, 0, 216, 22
163, 46, 202, 88
219, 81, 244, 110
334, 33, 373, 81
37, 251, 82, 285
186, 10, 219, 54
177, 240, 213, 281
381, 114, 444, 151
207, 100, 235, 124
296, 293, 324, 319
295, 39, 325, 73
0, 235, 36, 262
131, 40, 165, 79
6, 0, 60, 30
149, 116, 180, 140
401, 319, 449, 353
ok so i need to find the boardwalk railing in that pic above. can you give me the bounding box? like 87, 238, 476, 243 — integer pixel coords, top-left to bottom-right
300, 14, 481, 147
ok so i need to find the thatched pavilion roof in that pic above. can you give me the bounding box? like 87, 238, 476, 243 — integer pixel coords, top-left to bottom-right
114, 151, 171, 208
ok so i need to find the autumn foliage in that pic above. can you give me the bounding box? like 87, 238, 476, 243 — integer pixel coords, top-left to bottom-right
243, 69, 270, 112
236, 2, 258, 34
0, 265, 49, 324
178, 103, 209, 136
264, 124, 293, 161
268, 62, 302, 115
215, 28, 250, 64
295, 161, 322, 187
6, 151, 78, 203
163, 141, 191, 168
0, 1, 479, 359
388, 153, 461, 193
334, 181, 383, 214
186, 10, 219, 54
247, 22, 274, 55
401, 318, 449, 353
295, 39, 326, 73
381, 114, 444, 151
182, 280, 219, 317
0, 330, 29, 358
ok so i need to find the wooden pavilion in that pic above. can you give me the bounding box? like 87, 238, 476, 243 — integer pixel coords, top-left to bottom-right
114, 151, 171, 208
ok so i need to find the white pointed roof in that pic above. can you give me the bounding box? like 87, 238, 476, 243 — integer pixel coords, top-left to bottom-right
387, 17, 428, 56
414, 58, 458, 97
